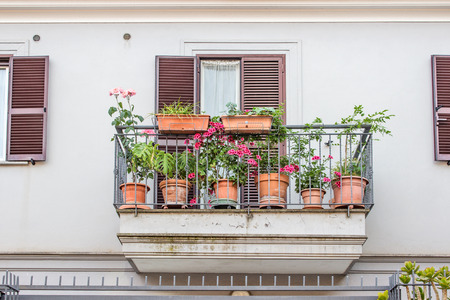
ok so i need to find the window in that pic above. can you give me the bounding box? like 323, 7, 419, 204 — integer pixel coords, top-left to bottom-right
0, 55, 49, 162
155, 54, 285, 117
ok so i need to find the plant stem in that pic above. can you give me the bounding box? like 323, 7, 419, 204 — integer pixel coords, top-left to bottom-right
405, 286, 412, 300
431, 282, 440, 300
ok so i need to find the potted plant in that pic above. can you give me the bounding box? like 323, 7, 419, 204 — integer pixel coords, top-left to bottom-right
330, 105, 394, 209
253, 152, 295, 209
292, 153, 332, 209
155, 100, 210, 134
220, 102, 284, 134
156, 149, 197, 208
108, 87, 154, 209
195, 120, 255, 209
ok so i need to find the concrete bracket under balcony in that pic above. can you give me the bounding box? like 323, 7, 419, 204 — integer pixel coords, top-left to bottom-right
117, 210, 368, 274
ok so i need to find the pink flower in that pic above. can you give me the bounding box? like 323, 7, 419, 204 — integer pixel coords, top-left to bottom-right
187, 148, 192, 153
334, 171, 341, 177
121, 88, 136, 98
203, 132, 211, 137
184, 139, 190, 145
188, 173, 195, 179
189, 197, 197, 207
336, 181, 341, 188
109, 87, 124, 96
249, 142, 255, 146
237, 150, 245, 158
279, 167, 285, 173
228, 149, 236, 155
240, 138, 245, 142
323, 177, 331, 182
208, 127, 216, 134
141, 129, 155, 135
293, 164, 300, 172
284, 165, 295, 173
194, 142, 202, 150
312, 156, 320, 161
247, 159, 258, 166
328, 155, 333, 159
194, 133, 202, 140
256, 155, 262, 160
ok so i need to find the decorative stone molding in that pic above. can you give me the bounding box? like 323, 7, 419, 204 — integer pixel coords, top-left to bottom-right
118, 210, 368, 274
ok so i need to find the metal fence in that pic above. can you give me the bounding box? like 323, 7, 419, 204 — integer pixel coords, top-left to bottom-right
16, 273, 388, 299
1, 271, 19, 300
113, 124, 373, 212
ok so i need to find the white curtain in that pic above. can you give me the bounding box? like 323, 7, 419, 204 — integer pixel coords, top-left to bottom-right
200, 60, 240, 116
0, 68, 7, 160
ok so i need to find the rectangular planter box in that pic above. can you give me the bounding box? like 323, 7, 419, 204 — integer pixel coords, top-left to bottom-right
220, 115, 273, 134
156, 114, 210, 134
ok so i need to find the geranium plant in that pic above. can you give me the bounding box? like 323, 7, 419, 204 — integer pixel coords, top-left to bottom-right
194, 119, 257, 188
291, 154, 332, 193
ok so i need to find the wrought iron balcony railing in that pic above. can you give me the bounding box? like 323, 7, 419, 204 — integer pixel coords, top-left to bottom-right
113, 124, 373, 212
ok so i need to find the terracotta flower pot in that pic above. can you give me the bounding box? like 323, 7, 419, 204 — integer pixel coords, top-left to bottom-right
255, 173, 289, 209
159, 179, 192, 208
156, 114, 210, 134
220, 115, 273, 134
119, 183, 151, 209
331, 176, 368, 209
213, 179, 238, 201
301, 188, 326, 209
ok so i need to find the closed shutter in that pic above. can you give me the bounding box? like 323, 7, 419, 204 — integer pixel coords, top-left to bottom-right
7, 56, 48, 161
241, 55, 286, 207
155, 56, 197, 112
432, 55, 450, 161
155, 56, 197, 207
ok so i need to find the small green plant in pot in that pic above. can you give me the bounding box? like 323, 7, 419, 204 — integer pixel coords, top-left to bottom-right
155, 148, 198, 209
220, 102, 286, 134
155, 100, 210, 134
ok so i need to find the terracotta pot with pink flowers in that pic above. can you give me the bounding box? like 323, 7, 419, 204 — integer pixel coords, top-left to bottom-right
291, 153, 333, 209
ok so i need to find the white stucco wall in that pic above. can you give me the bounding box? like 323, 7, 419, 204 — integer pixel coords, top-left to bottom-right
0, 21, 448, 260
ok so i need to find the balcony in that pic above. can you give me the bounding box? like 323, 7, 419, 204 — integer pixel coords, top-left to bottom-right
114, 124, 373, 274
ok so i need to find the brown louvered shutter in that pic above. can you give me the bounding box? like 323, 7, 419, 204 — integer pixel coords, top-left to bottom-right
155, 56, 197, 207
155, 56, 197, 112
241, 55, 286, 207
241, 55, 285, 117
7, 56, 48, 161
432, 55, 450, 161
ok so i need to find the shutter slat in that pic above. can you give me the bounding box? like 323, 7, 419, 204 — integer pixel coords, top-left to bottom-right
7, 56, 48, 161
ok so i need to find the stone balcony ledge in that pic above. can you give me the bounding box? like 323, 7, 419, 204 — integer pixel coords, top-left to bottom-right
117, 209, 368, 274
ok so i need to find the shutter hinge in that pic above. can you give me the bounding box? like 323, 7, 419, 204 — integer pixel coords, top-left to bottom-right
436, 105, 443, 112
44, 107, 47, 112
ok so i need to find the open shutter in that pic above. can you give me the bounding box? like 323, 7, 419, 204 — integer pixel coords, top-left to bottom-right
7, 56, 48, 161
432, 55, 450, 161
241, 55, 286, 207
155, 56, 197, 112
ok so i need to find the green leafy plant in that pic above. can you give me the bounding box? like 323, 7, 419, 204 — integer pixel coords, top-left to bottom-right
377, 290, 389, 300
159, 100, 196, 115
334, 105, 394, 178
399, 261, 450, 300
291, 153, 332, 193
109, 87, 150, 183
155, 149, 197, 181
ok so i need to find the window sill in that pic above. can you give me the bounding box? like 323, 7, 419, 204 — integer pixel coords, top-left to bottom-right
0, 161, 29, 165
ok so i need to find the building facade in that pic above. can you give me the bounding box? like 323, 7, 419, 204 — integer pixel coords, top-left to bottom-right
1, 1, 450, 298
